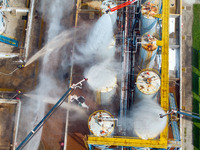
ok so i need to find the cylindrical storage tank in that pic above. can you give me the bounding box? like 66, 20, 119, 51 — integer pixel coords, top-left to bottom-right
88, 110, 115, 137
138, 33, 158, 69
141, 0, 148, 4
85, 62, 117, 105
141, 0, 160, 5
134, 69, 161, 101
100, 0, 117, 25
0, 11, 6, 34
140, 1, 159, 35
97, 37, 117, 105
96, 76, 117, 105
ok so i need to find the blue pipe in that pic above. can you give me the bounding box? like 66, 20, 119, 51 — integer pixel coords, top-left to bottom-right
16, 87, 74, 150
177, 111, 200, 120
0, 35, 18, 47
88, 145, 93, 150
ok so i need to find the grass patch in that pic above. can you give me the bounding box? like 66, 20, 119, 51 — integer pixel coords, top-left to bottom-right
192, 72, 200, 95
192, 48, 200, 69
193, 4, 200, 150
193, 124, 199, 149
193, 4, 200, 50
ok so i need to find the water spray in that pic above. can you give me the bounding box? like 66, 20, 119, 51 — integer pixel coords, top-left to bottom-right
16, 78, 87, 150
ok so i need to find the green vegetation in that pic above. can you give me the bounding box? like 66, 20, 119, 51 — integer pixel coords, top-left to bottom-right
193, 4, 200, 50
192, 4, 200, 150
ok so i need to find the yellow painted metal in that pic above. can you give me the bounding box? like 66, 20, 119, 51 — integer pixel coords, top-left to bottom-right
96, 91, 101, 105
75, 0, 81, 27
86, 0, 170, 148
156, 40, 163, 46
83, 136, 89, 150
87, 136, 167, 148
180, 0, 182, 15
157, 0, 169, 147
0, 88, 16, 92
153, 14, 162, 18
160, 0, 169, 111
1, 33, 17, 40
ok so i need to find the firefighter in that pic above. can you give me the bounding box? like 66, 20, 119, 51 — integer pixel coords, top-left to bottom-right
70, 95, 89, 110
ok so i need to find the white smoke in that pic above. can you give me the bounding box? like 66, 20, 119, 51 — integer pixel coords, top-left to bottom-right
17, 0, 75, 150
39, 0, 75, 41
129, 99, 167, 139
45, 1, 74, 41
74, 14, 114, 65
84, 60, 117, 91
73, 13, 119, 105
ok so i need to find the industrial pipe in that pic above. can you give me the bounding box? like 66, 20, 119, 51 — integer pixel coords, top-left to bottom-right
1, 7, 29, 13
160, 109, 200, 120
16, 78, 87, 150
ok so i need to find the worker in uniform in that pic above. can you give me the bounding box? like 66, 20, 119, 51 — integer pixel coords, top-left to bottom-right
70, 95, 89, 110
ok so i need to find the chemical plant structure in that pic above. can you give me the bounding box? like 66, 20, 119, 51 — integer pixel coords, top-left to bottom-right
0, 0, 195, 150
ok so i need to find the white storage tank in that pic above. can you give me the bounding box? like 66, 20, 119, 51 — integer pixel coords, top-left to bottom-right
140, 0, 159, 35
135, 69, 161, 101
96, 76, 117, 105
138, 33, 158, 69
88, 110, 115, 137
85, 63, 117, 105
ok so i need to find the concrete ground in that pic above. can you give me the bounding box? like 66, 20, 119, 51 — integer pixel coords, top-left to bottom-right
182, 0, 200, 150
0, 102, 18, 150
0, 0, 41, 91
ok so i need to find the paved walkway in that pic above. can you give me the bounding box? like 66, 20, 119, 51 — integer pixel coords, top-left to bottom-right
182, 0, 200, 150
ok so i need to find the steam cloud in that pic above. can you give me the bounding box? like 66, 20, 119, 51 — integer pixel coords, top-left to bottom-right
129, 99, 167, 139
17, 0, 75, 150
74, 14, 114, 65
17, 3, 119, 150
84, 60, 117, 91
75, 14, 119, 104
